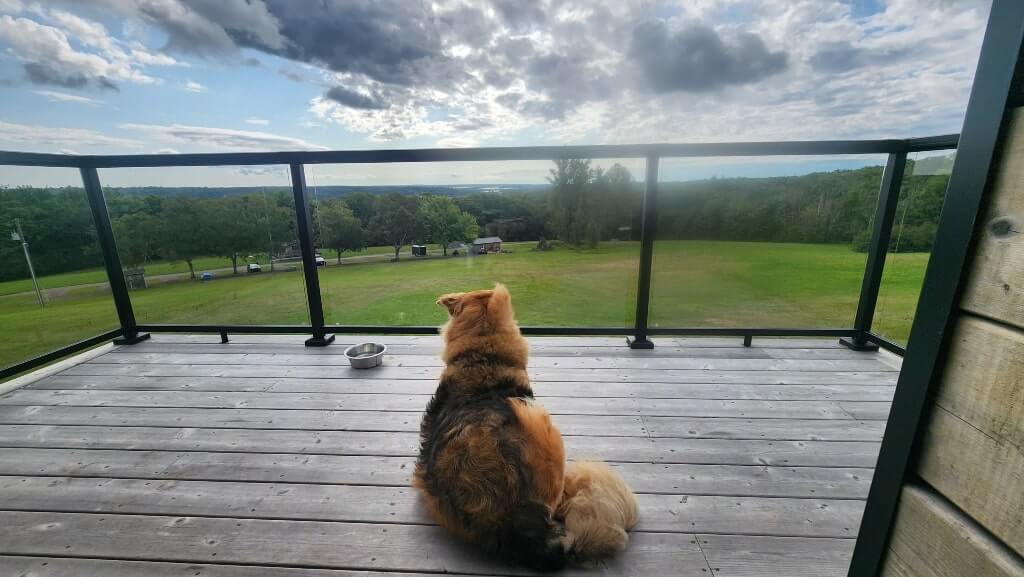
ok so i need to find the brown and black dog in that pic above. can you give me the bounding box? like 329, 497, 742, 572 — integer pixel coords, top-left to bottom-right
413, 284, 638, 571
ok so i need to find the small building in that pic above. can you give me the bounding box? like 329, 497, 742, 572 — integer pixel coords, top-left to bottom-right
472, 236, 502, 254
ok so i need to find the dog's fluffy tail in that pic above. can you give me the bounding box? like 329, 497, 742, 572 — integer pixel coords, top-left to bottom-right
557, 460, 639, 563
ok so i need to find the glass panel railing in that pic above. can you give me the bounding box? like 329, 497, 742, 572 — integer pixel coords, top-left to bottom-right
871, 151, 954, 345
101, 166, 310, 326
0, 167, 119, 369
306, 159, 643, 327
650, 155, 886, 329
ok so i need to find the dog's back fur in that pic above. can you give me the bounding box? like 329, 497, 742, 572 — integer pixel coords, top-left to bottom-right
413, 284, 638, 570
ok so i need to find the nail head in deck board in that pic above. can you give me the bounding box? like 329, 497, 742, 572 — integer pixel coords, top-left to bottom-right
697, 534, 857, 577
29, 375, 899, 401
90, 352, 895, 372
880, 484, 1024, 577
0, 511, 708, 576
0, 448, 874, 498
60, 363, 900, 384
0, 476, 863, 538
0, 557, 499, 577
0, 425, 883, 466
0, 390, 888, 420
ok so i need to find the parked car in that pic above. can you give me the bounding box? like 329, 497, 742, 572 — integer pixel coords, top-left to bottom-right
315, 255, 327, 266
247, 263, 262, 273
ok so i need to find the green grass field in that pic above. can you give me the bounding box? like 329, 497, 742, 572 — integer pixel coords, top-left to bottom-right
0, 241, 930, 369
0, 245, 416, 297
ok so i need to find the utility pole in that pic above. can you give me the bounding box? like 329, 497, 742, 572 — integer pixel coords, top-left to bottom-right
11, 219, 43, 306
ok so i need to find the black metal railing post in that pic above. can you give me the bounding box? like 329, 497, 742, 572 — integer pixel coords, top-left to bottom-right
628, 153, 658, 349
80, 166, 150, 345
841, 151, 908, 351
289, 162, 335, 347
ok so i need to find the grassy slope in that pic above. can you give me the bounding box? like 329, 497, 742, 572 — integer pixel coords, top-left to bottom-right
0, 245, 425, 297
0, 241, 929, 369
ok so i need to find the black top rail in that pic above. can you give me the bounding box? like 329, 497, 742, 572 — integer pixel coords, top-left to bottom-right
0, 134, 957, 169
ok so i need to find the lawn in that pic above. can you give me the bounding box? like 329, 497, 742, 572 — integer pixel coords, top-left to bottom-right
0, 245, 421, 297
0, 240, 930, 370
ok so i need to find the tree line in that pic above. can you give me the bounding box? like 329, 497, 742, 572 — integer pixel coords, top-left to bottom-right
0, 159, 948, 283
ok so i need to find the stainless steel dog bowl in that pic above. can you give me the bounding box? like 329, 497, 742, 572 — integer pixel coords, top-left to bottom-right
344, 342, 387, 369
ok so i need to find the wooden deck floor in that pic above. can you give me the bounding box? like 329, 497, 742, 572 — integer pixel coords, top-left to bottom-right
0, 334, 899, 577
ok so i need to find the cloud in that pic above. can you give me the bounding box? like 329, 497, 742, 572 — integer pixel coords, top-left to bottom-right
630, 22, 788, 93
32, 89, 103, 105
14, 0, 992, 150
0, 11, 178, 90
118, 122, 328, 151
809, 41, 912, 73
0, 119, 142, 150
324, 86, 388, 110
245, 116, 270, 125
182, 80, 206, 92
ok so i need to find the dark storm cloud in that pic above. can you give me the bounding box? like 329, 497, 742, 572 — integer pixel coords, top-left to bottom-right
24, 62, 118, 91
808, 41, 911, 73
254, 0, 452, 87
325, 86, 388, 110
630, 22, 788, 93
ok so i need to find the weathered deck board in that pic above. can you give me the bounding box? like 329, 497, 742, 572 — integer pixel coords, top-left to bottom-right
699, 534, 858, 577
0, 511, 709, 577
90, 351, 896, 372
30, 374, 899, 400
0, 476, 864, 537
0, 424, 883, 466
60, 362, 900, 384
0, 448, 873, 498
0, 389, 890, 419
0, 335, 897, 576
0, 557, 497, 577
0, 405, 887, 440
119, 341, 878, 359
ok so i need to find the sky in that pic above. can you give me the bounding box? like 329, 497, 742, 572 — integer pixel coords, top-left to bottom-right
0, 0, 991, 186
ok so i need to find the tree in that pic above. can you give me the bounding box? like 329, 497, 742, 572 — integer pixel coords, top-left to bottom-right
548, 158, 593, 246
419, 195, 479, 256
112, 212, 160, 267
343, 191, 377, 227
368, 193, 420, 261
156, 196, 215, 280
318, 199, 366, 263
209, 196, 269, 274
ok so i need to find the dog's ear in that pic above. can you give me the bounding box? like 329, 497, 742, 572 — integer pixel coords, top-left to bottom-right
487, 283, 513, 318
437, 293, 464, 316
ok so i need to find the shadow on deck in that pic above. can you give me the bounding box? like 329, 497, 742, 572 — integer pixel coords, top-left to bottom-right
0, 334, 899, 576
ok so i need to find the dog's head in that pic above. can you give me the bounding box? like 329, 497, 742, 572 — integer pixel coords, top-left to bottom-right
436, 283, 527, 368
437, 283, 515, 331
